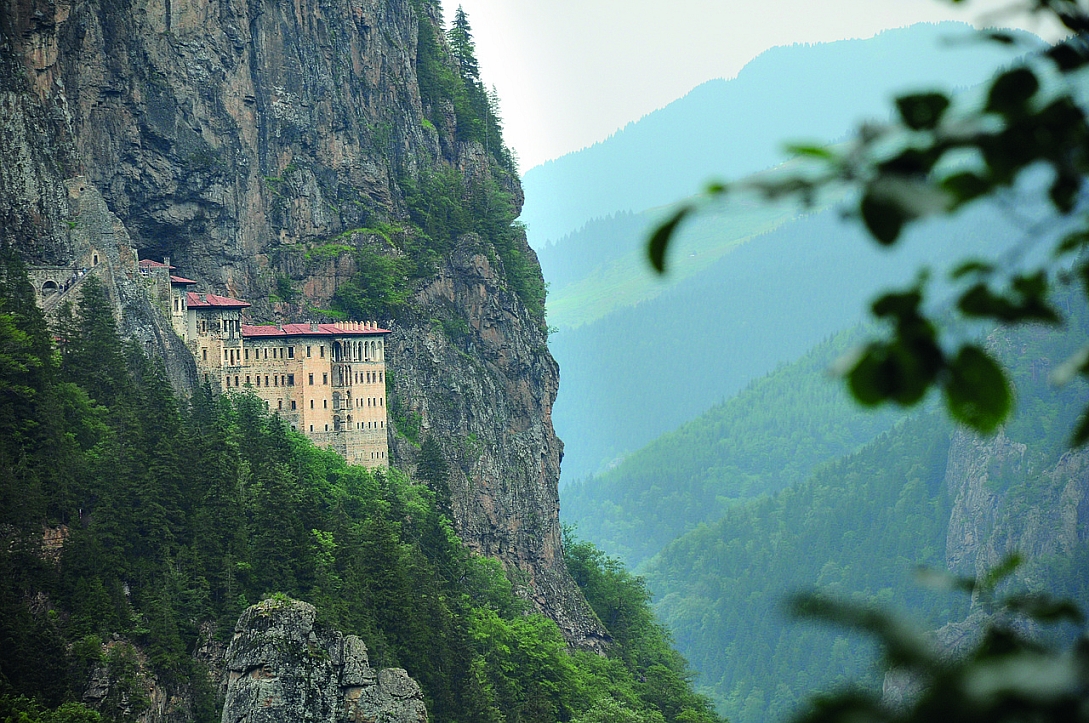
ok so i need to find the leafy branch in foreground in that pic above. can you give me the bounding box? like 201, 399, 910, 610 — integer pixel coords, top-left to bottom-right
787, 556, 1089, 723
648, 0, 1089, 442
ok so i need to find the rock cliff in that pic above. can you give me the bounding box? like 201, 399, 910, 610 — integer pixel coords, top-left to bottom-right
0, 0, 601, 644
223, 598, 427, 723
943, 428, 1089, 585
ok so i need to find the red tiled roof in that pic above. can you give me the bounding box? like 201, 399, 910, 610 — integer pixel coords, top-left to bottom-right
186, 291, 251, 309
139, 259, 176, 270
242, 322, 391, 338
170, 275, 197, 285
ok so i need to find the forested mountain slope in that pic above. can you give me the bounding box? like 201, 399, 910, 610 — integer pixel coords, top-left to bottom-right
561, 328, 897, 568
0, 0, 593, 642
552, 200, 1019, 482
0, 253, 721, 723
640, 293, 1089, 723
521, 22, 1029, 247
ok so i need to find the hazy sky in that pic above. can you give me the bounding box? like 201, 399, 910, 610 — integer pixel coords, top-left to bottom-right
438, 0, 1054, 170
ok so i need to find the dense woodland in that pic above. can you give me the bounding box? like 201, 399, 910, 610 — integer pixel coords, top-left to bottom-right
0, 249, 719, 723
621, 288, 1089, 723
562, 328, 898, 567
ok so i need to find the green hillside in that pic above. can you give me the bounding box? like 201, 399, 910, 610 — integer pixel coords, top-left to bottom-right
0, 251, 718, 723
561, 327, 897, 568
541, 194, 809, 331
639, 291, 1089, 723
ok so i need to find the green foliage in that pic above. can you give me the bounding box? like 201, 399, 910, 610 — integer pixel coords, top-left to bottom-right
644, 411, 962, 723
632, 286, 1089, 723
0, 259, 707, 723
646, 3, 1089, 443
564, 532, 723, 723
562, 328, 898, 567
787, 559, 1089, 723
332, 246, 413, 319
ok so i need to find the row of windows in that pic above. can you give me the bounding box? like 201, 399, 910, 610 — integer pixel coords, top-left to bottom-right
198, 318, 240, 337
356, 371, 383, 384
247, 346, 294, 360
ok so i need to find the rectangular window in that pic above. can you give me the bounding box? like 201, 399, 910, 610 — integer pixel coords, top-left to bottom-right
257, 376, 261, 387
323, 373, 328, 385
245, 349, 249, 360
287, 374, 294, 386
309, 425, 313, 432
310, 400, 314, 409
274, 376, 278, 387
225, 376, 230, 388
323, 399, 327, 409
380, 397, 383, 406
288, 346, 294, 358
224, 350, 228, 361
379, 372, 383, 383
235, 376, 239, 386
281, 376, 286, 386
309, 373, 314, 385
320, 346, 325, 358
307, 346, 312, 357
202, 349, 207, 361
291, 400, 296, 410
246, 376, 251, 385
264, 348, 268, 359
278, 400, 282, 410
265, 376, 269, 386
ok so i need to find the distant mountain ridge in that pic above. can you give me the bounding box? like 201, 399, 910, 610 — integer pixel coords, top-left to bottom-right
522, 22, 1034, 248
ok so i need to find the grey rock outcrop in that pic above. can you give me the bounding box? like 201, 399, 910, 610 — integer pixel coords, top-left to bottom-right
223, 598, 426, 723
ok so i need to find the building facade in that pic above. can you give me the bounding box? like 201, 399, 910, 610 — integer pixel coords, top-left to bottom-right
164, 268, 390, 468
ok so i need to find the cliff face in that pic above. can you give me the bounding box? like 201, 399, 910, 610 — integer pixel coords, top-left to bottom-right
0, 0, 601, 644
943, 428, 1089, 584
223, 599, 427, 723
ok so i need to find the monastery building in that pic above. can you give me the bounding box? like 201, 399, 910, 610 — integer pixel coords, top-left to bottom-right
157, 262, 390, 468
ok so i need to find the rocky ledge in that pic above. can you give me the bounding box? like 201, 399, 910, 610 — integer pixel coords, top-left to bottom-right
223, 598, 427, 723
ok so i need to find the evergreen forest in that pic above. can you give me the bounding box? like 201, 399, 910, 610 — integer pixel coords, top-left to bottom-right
0, 250, 719, 723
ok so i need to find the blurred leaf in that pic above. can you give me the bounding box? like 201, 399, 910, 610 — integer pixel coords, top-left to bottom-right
879, 147, 941, 175
788, 593, 936, 669
1050, 170, 1081, 213
1049, 345, 1089, 386
1006, 594, 1085, 625
913, 566, 977, 594
647, 206, 692, 274
1056, 230, 1089, 256
896, 93, 951, 131
1046, 41, 1089, 72
986, 68, 1039, 116
860, 192, 907, 245
1072, 406, 1089, 447
951, 260, 995, 279
942, 172, 992, 204
981, 553, 1022, 591
786, 143, 836, 159
983, 30, 1018, 45
957, 273, 1060, 324
943, 345, 1011, 434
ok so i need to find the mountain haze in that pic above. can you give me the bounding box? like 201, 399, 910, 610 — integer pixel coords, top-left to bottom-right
521, 22, 1031, 247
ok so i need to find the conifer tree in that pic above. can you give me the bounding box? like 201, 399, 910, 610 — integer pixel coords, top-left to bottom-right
448, 6, 479, 82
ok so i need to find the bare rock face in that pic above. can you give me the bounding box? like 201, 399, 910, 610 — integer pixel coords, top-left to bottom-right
0, 0, 603, 645
943, 428, 1089, 582
389, 233, 606, 649
223, 598, 427, 723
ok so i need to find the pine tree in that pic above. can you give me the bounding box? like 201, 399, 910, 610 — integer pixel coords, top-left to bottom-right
448, 6, 479, 82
